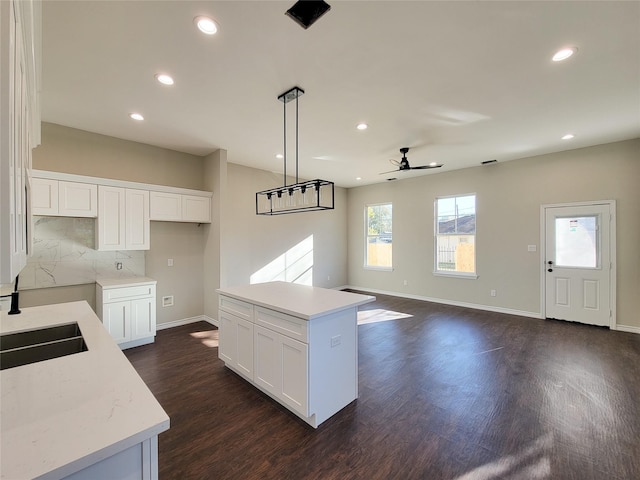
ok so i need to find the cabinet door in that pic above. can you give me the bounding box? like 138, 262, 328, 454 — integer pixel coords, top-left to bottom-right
58, 181, 97, 217
97, 186, 125, 250
280, 336, 308, 416
130, 297, 155, 340
182, 195, 211, 223
235, 318, 254, 380
254, 325, 280, 397
31, 178, 58, 215
149, 191, 182, 221
125, 189, 150, 250
103, 300, 130, 344
218, 310, 237, 365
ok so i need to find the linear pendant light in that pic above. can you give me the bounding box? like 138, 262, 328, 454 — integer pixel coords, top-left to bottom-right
256, 86, 335, 215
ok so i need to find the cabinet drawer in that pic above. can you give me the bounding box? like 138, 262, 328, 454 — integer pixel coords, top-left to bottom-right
254, 306, 308, 344
103, 285, 155, 302
219, 295, 253, 321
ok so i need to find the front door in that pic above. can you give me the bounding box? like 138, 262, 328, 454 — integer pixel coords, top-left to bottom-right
544, 202, 613, 327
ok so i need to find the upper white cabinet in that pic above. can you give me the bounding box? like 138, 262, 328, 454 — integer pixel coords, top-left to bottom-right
149, 192, 181, 221
97, 186, 150, 250
150, 191, 211, 223
0, 0, 41, 284
32, 178, 97, 217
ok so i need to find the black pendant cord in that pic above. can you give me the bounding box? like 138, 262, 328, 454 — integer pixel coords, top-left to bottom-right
283, 98, 287, 187
295, 93, 299, 184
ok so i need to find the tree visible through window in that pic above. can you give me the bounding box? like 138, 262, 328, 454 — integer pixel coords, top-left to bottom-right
366, 203, 392, 268
435, 195, 476, 274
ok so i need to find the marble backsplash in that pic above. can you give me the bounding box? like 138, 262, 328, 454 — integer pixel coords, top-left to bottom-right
19, 217, 145, 290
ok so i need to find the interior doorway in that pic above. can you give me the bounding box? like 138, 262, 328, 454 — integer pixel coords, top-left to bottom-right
542, 201, 616, 327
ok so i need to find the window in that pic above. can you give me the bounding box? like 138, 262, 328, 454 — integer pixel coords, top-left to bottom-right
365, 203, 392, 269
435, 194, 476, 276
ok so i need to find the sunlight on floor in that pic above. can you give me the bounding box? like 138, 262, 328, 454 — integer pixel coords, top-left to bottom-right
189, 330, 219, 348
454, 433, 552, 480
357, 308, 413, 325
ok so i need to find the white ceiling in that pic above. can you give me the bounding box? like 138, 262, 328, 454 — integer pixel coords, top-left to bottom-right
41, 1, 640, 188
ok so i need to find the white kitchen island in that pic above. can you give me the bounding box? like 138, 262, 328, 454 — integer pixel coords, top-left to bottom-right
0, 301, 169, 480
217, 282, 375, 428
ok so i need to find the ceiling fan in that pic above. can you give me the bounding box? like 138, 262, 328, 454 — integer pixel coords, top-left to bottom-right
380, 147, 443, 174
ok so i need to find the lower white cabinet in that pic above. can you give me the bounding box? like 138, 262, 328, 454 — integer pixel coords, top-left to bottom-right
219, 310, 254, 380
218, 289, 360, 428
254, 324, 308, 416
96, 278, 157, 349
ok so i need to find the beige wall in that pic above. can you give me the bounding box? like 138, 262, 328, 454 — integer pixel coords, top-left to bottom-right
208, 163, 348, 317
34, 123, 205, 189
347, 139, 640, 330
21, 284, 96, 310
145, 222, 205, 325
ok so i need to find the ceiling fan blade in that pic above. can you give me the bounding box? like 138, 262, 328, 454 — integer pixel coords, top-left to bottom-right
389, 159, 401, 166
411, 164, 443, 170
379, 169, 400, 175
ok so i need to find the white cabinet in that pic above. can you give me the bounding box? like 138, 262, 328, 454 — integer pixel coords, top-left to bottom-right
254, 324, 309, 416
97, 186, 150, 250
32, 178, 97, 217
0, 0, 40, 284
182, 195, 211, 223
218, 296, 254, 380
150, 191, 211, 223
96, 278, 157, 349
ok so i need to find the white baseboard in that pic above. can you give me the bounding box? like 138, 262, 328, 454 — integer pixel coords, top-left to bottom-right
156, 315, 218, 331
614, 324, 640, 334
343, 285, 542, 319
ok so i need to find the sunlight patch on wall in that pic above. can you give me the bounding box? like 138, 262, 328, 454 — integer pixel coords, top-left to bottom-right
250, 235, 313, 285
357, 308, 413, 325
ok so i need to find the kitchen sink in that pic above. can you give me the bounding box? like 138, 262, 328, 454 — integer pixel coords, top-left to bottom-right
0, 323, 87, 371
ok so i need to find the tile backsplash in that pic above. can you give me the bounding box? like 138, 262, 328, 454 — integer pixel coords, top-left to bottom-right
19, 217, 145, 290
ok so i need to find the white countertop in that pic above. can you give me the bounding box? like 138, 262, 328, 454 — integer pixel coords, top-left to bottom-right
0, 301, 169, 480
217, 282, 375, 320
95, 276, 157, 288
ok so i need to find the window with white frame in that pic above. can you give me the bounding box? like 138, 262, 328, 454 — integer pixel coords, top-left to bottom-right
435, 194, 476, 275
365, 203, 392, 269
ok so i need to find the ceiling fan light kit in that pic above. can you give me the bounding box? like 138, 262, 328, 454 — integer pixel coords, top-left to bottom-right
256, 86, 335, 215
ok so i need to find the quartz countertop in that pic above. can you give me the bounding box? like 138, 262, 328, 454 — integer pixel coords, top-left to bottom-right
95, 276, 157, 288
217, 282, 375, 320
0, 301, 169, 480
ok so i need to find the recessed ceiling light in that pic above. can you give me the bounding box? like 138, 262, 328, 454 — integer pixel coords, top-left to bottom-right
155, 74, 174, 86
562, 133, 575, 140
552, 47, 577, 62
275, 154, 284, 159
195, 16, 218, 35
429, 162, 438, 167
356, 177, 362, 181
129, 113, 144, 121
356, 123, 368, 130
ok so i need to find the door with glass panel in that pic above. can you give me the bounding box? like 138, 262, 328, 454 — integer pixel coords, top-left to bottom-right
544, 203, 612, 327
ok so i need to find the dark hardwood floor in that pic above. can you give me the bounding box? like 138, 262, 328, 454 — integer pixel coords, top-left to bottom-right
125, 292, 640, 480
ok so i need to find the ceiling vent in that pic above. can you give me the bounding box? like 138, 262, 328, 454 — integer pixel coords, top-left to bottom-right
285, 1, 331, 29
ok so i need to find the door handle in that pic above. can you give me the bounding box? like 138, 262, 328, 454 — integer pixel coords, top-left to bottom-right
548, 268, 553, 272
547, 261, 553, 265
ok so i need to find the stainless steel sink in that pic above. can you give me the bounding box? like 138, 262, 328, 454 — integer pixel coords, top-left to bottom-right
0, 323, 87, 370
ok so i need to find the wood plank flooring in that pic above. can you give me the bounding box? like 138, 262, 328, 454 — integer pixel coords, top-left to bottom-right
125, 292, 640, 480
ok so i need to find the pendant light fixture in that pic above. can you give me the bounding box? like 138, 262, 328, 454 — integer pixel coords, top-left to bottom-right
256, 86, 335, 215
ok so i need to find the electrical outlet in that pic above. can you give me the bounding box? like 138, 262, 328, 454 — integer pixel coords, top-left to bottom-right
331, 335, 341, 347
403, 280, 408, 286
167, 258, 174, 267
528, 245, 537, 252
162, 295, 174, 307
490, 289, 497, 297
